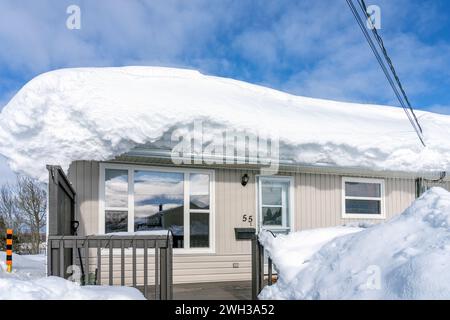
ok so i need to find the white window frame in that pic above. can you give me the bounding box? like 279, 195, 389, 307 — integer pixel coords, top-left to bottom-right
256, 175, 295, 233
342, 177, 386, 220
99, 163, 215, 254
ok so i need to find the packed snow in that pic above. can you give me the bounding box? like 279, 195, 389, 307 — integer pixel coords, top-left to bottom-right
0, 252, 46, 279
259, 187, 450, 300
1, 66, 450, 180
0, 252, 145, 300
259, 226, 364, 282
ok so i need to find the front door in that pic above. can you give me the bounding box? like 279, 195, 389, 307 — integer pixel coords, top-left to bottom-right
257, 176, 292, 235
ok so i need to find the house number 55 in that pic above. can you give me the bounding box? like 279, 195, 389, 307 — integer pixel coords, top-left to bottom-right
242, 214, 253, 226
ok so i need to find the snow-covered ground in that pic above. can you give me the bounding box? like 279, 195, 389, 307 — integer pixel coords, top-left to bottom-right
0, 252, 145, 300
260, 187, 450, 300
1, 66, 450, 181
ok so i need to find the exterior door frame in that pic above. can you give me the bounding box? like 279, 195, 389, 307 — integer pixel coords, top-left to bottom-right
255, 175, 295, 234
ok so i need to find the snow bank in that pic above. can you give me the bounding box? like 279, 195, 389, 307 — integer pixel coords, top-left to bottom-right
1, 66, 450, 180
259, 227, 363, 283
0, 252, 145, 300
259, 187, 450, 300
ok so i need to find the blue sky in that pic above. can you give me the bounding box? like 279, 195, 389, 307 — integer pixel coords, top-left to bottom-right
0, 0, 450, 184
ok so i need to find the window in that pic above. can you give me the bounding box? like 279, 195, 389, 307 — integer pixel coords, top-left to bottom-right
134, 171, 185, 248
258, 176, 293, 233
104, 169, 129, 233
342, 177, 385, 219
100, 164, 214, 251
189, 174, 210, 248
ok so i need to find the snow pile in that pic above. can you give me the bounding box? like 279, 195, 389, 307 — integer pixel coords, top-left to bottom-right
0, 276, 146, 300
1, 66, 450, 180
0, 252, 145, 300
259, 187, 450, 300
259, 227, 363, 282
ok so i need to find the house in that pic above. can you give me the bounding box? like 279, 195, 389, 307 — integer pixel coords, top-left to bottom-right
65, 155, 449, 285
1, 66, 450, 286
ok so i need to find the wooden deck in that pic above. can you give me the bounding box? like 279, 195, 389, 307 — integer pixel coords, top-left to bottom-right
139, 281, 252, 300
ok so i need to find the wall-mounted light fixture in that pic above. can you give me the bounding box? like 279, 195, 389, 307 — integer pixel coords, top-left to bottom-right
241, 173, 249, 186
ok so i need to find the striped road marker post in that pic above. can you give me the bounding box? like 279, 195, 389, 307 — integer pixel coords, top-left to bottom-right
6, 229, 13, 273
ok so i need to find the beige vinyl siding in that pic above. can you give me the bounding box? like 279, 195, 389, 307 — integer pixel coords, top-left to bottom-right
294, 173, 416, 230
215, 169, 255, 255
68, 160, 420, 284
84, 254, 251, 285
422, 180, 450, 193
444, 181, 450, 191
68, 161, 99, 236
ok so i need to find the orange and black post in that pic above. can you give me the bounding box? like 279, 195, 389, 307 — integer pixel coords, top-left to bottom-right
6, 229, 13, 272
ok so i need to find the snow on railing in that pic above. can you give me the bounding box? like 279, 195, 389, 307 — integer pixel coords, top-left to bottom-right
252, 230, 277, 299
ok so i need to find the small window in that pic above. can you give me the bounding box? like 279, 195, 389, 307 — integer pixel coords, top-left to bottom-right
342, 177, 385, 219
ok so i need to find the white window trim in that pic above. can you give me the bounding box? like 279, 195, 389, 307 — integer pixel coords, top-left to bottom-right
342, 177, 386, 220
256, 175, 295, 233
99, 162, 215, 254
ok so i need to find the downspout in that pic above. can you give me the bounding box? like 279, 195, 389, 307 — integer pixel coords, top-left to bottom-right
415, 177, 424, 198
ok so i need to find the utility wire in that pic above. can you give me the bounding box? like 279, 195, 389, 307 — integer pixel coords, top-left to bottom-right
346, 0, 426, 146
358, 0, 423, 134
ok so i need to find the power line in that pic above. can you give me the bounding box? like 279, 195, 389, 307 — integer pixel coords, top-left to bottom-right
358, 0, 423, 134
345, 0, 426, 147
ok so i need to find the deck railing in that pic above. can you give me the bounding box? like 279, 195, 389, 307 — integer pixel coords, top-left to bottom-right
47, 234, 173, 300
251, 234, 275, 300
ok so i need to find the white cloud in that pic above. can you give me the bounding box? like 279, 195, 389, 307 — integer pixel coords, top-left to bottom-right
0, 155, 16, 186
0, 0, 448, 109
0, 0, 240, 76
237, 0, 450, 109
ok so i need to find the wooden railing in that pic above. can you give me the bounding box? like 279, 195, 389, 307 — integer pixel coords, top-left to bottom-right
251, 234, 275, 300
47, 234, 173, 300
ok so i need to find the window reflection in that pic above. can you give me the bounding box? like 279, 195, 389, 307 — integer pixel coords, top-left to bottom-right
105, 210, 128, 233
345, 182, 381, 198
105, 169, 128, 208
190, 212, 209, 248
261, 185, 282, 206
190, 173, 210, 210
346, 199, 381, 214
134, 171, 184, 248
262, 207, 282, 225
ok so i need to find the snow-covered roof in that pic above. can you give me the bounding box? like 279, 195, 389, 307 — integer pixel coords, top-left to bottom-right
1, 66, 450, 181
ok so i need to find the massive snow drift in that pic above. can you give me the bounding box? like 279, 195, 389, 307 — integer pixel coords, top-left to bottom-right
1, 66, 450, 180
259, 187, 450, 300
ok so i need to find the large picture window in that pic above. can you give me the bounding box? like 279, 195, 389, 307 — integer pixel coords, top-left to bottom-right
342, 177, 385, 219
100, 164, 214, 251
